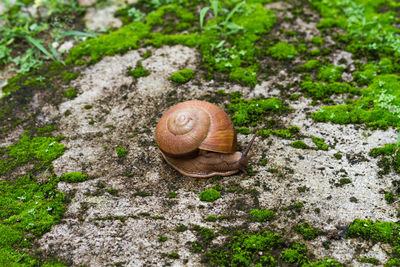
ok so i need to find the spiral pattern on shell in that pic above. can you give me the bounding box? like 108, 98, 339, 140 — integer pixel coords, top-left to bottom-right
155, 100, 237, 157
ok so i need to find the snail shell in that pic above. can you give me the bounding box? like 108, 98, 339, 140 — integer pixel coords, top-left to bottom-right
155, 100, 255, 178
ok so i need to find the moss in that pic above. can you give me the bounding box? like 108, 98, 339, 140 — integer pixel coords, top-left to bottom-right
202, 230, 282, 266
84, 104, 92, 110
0, 134, 66, 176
300, 60, 321, 71
249, 209, 274, 222
337, 178, 351, 187
168, 191, 177, 199
106, 189, 119, 196
229, 65, 259, 87
334, 153, 342, 159
310, 48, 321, 56
163, 252, 180, 259
63, 88, 77, 99
264, 126, 300, 139
158, 236, 167, 242
227, 93, 284, 126
358, 257, 380, 265
127, 61, 150, 78
280, 243, 309, 265
36, 125, 57, 136
199, 189, 221, 202
385, 192, 396, 204
169, 69, 195, 84
369, 143, 400, 174
205, 215, 217, 222
236, 127, 251, 135
310, 36, 324, 46
304, 258, 344, 267
311, 136, 329, 151
313, 75, 400, 129
291, 140, 309, 149
301, 81, 359, 100
294, 223, 321, 240
61, 70, 79, 84
354, 68, 376, 86
176, 224, 187, 232
267, 42, 298, 61
66, 21, 151, 64
347, 219, 400, 245
317, 65, 344, 82
116, 146, 128, 158
193, 225, 214, 242
60, 172, 88, 183
282, 202, 304, 212
0, 173, 67, 265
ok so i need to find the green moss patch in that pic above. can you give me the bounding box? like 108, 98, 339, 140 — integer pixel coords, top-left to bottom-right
259, 126, 300, 139
63, 88, 78, 99
267, 42, 298, 61
311, 136, 329, 151
313, 75, 400, 129
60, 172, 88, 183
199, 189, 221, 202
0, 134, 66, 176
116, 146, 128, 158
127, 61, 150, 78
347, 219, 400, 264
291, 140, 309, 149
65, 1, 276, 87
370, 144, 400, 174
299, 60, 321, 72
301, 81, 359, 100
280, 242, 309, 265
169, 69, 195, 84
294, 222, 322, 240
0, 131, 71, 265
203, 230, 282, 266
317, 65, 344, 82
227, 92, 285, 126
249, 208, 274, 222
0, 175, 67, 265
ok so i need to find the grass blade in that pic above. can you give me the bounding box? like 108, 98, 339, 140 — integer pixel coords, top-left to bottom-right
62, 30, 97, 38
49, 44, 65, 64
211, 0, 218, 19
225, 1, 245, 23
200, 6, 210, 29
25, 35, 55, 61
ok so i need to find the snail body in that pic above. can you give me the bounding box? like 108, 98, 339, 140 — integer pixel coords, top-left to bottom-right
155, 100, 256, 178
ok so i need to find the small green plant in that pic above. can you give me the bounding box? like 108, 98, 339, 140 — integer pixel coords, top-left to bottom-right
63, 88, 78, 99
311, 136, 328, 151
60, 172, 88, 183
158, 236, 167, 242
116, 146, 128, 158
199, 189, 221, 202
169, 69, 195, 84
249, 209, 274, 222
291, 140, 309, 149
280, 243, 309, 265
294, 223, 321, 240
127, 61, 150, 78
200, 1, 245, 36
317, 65, 344, 82
267, 42, 298, 61
334, 153, 342, 159
205, 215, 217, 222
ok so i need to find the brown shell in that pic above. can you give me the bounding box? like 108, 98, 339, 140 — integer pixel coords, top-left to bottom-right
155, 100, 236, 157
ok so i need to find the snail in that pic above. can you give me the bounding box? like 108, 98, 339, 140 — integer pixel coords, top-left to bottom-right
155, 100, 256, 178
